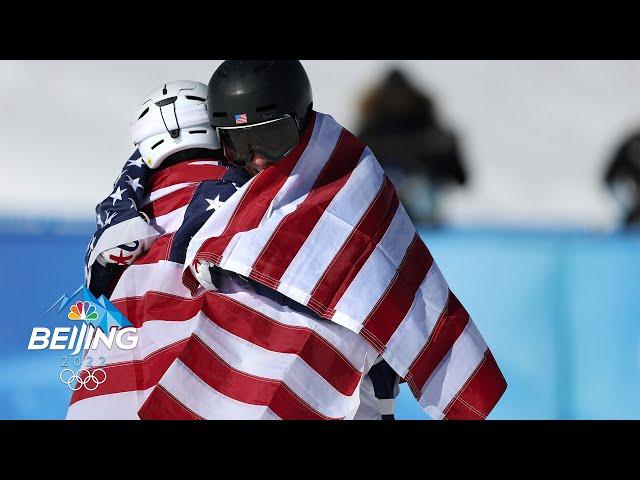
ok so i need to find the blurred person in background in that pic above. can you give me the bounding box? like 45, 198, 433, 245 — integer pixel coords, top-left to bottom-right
604, 131, 640, 229
356, 69, 467, 226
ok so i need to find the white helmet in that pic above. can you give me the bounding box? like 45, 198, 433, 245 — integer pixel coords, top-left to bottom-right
131, 80, 219, 169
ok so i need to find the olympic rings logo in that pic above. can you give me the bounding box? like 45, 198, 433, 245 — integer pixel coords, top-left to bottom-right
59, 368, 107, 391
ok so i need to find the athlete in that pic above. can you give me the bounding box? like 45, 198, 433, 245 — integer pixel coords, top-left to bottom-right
87, 80, 250, 298
191, 61, 401, 419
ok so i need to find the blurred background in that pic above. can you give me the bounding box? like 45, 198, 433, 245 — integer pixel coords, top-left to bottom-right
0, 60, 638, 419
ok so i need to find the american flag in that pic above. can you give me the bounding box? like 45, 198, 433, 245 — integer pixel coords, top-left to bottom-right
234, 113, 248, 125
68, 112, 506, 420
84, 150, 158, 286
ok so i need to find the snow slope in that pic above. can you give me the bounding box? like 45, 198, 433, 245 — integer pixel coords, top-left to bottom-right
1, 60, 639, 229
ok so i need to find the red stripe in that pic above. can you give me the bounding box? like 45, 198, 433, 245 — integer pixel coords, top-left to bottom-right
111, 290, 200, 328
179, 335, 333, 420
138, 384, 202, 420
69, 339, 188, 405
443, 350, 507, 420
308, 175, 399, 317
113, 291, 361, 396
132, 233, 174, 266
360, 235, 434, 348
199, 293, 361, 396
406, 291, 471, 396
141, 184, 197, 218
146, 162, 228, 193
195, 112, 316, 265
248, 129, 366, 288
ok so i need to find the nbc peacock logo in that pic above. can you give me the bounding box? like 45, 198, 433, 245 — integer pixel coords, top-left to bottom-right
67, 301, 99, 321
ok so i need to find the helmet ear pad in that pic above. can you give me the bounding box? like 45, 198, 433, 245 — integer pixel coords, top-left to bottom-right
137, 125, 218, 169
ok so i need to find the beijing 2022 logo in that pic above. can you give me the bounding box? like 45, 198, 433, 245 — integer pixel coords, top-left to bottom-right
29, 286, 138, 391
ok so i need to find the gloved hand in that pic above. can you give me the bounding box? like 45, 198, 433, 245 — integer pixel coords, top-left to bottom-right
190, 259, 220, 291
96, 238, 153, 267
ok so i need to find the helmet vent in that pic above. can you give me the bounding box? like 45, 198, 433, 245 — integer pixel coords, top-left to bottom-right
155, 97, 177, 107
186, 96, 206, 102
189, 130, 207, 134
138, 107, 149, 120
151, 139, 165, 150
256, 104, 277, 113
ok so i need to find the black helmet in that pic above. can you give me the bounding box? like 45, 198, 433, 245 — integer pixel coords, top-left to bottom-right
207, 60, 313, 131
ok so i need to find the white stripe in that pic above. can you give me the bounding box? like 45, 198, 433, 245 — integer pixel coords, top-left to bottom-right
150, 204, 188, 234
142, 182, 194, 207
419, 320, 488, 420
194, 311, 362, 419
66, 387, 154, 419
159, 359, 281, 419
331, 203, 416, 333
218, 113, 344, 276
278, 148, 384, 304
382, 263, 449, 377
110, 260, 194, 301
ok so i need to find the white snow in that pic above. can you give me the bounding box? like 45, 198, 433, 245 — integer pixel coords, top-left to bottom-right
1, 60, 639, 229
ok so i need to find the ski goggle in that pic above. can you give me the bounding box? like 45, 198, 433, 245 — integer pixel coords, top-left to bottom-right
217, 115, 300, 167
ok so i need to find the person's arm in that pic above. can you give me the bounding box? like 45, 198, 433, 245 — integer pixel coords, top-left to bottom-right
366, 356, 401, 420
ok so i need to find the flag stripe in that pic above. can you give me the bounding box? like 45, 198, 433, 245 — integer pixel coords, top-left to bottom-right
178, 335, 333, 419
275, 149, 385, 307
417, 320, 488, 419
443, 350, 507, 420
146, 162, 228, 193
111, 260, 193, 300
142, 359, 282, 419
141, 182, 195, 208
132, 234, 174, 266
149, 205, 188, 234
405, 291, 470, 395
138, 384, 203, 420
248, 129, 365, 287
191, 312, 356, 418
331, 202, 416, 334
383, 262, 449, 378
360, 235, 434, 348
308, 175, 398, 317
141, 184, 198, 218
67, 387, 155, 419
197, 294, 362, 396
69, 338, 188, 404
